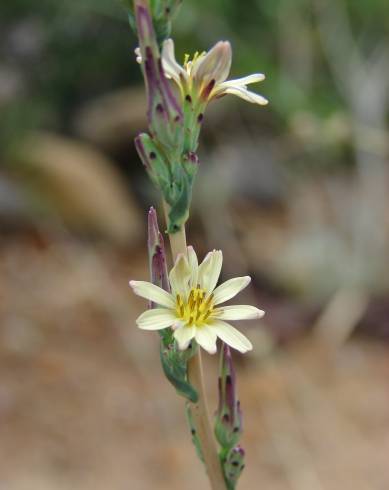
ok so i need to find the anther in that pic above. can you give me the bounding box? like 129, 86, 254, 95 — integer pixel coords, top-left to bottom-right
203, 310, 211, 320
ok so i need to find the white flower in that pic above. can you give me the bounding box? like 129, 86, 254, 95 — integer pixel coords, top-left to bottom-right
161, 39, 268, 106
130, 247, 265, 354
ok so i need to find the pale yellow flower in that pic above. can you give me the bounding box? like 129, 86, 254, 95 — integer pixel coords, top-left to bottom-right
161, 39, 268, 105
135, 39, 268, 106
130, 247, 265, 354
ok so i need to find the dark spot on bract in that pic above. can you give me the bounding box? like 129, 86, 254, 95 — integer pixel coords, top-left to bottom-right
149, 151, 156, 159
156, 103, 164, 113
185, 94, 192, 103
197, 113, 204, 123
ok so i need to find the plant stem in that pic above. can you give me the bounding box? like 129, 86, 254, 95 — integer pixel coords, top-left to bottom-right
163, 201, 227, 490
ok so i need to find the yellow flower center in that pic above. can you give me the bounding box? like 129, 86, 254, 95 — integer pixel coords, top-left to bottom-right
176, 286, 214, 326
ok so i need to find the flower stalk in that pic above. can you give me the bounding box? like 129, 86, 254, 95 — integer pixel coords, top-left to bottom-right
126, 1, 267, 487
164, 210, 227, 489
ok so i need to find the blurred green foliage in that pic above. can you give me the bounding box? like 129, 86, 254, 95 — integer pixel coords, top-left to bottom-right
0, 0, 137, 149
1, 0, 388, 162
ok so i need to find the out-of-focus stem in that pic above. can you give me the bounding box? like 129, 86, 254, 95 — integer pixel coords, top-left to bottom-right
163, 201, 226, 490
188, 349, 227, 490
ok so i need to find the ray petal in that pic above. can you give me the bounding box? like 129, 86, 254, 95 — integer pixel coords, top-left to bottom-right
212, 276, 251, 305
169, 253, 191, 297
192, 41, 232, 85
136, 308, 176, 330
130, 280, 175, 308
174, 325, 196, 350
195, 326, 218, 354
214, 305, 265, 321
218, 73, 265, 89
161, 38, 187, 83
224, 86, 268, 105
211, 320, 252, 353
187, 246, 199, 289
198, 250, 223, 294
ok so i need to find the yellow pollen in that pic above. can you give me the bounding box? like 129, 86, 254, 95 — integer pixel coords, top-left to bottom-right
176, 288, 214, 327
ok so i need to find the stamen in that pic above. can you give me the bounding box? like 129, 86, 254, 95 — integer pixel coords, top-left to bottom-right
203, 310, 211, 321
204, 293, 214, 308
175, 286, 215, 327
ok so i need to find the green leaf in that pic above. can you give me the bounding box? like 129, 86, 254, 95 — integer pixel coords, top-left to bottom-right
160, 341, 198, 403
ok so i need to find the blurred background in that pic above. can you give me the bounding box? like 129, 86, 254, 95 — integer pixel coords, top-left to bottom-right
1, 0, 389, 488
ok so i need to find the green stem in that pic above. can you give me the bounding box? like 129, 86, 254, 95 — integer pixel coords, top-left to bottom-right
163, 201, 227, 490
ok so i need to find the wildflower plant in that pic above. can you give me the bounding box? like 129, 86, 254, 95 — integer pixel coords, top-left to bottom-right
125, 1, 267, 488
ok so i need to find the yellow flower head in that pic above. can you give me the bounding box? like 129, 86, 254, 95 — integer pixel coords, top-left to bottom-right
130, 247, 265, 354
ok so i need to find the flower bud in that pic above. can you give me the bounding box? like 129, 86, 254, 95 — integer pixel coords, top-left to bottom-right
147, 207, 169, 293
147, 206, 172, 346
215, 343, 242, 449
134, 3, 183, 152
224, 445, 245, 485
